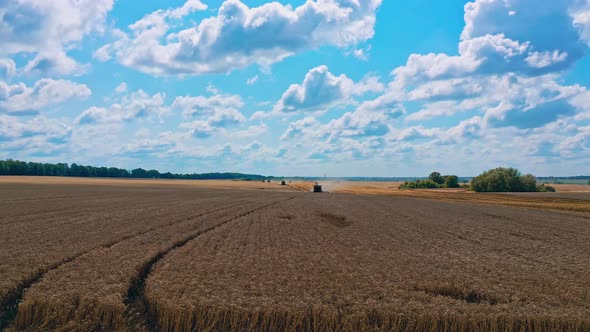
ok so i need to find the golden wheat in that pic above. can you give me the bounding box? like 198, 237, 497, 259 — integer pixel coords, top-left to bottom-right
145, 194, 590, 331
2, 178, 589, 331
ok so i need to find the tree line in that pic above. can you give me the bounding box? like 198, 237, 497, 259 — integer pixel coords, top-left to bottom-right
399, 168, 557, 192
470, 167, 555, 192
0, 159, 271, 180
399, 172, 461, 189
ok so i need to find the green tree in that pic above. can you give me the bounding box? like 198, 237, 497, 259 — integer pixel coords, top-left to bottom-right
520, 174, 537, 192
131, 168, 148, 178
0, 160, 7, 175
444, 175, 460, 188
471, 167, 539, 192
428, 172, 444, 185
146, 170, 160, 178
69, 163, 80, 177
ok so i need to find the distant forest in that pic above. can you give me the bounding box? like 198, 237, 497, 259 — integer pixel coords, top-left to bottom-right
0, 159, 272, 180
537, 176, 590, 180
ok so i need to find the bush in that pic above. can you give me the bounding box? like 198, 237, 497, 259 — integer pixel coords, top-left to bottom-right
399, 179, 440, 190
400, 172, 461, 190
444, 175, 460, 188
470, 168, 541, 192
520, 174, 538, 192
537, 185, 556, 192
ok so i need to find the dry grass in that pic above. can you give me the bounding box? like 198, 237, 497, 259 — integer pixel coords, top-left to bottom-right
145, 194, 590, 332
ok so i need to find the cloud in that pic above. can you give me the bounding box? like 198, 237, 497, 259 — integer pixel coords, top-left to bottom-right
115, 82, 128, 94
179, 120, 213, 138
323, 103, 405, 139
573, 1, 590, 45
0, 59, 16, 79
347, 45, 372, 61
172, 92, 247, 138
172, 94, 244, 120
486, 99, 577, 129
230, 123, 268, 139
23, 49, 88, 76
405, 73, 584, 122
281, 99, 404, 144
246, 75, 259, 85
274, 65, 383, 113
96, 0, 381, 76
269, 0, 590, 172
0, 115, 72, 158
462, 0, 583, 60
123, 131, 181, 155
407, 77, 485, 102
0, 0, 114, 75
281, 117, 320, 141
0, 114, 70, 141
393, 126, 440, 142
124, 136, 177, 155
0, 79, 91, 115
76, 90, 166, 124
208, 107, 246, 127
392, 0, 588, 88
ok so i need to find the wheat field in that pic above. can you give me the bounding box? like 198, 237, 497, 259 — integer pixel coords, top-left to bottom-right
0, 177, 589, 331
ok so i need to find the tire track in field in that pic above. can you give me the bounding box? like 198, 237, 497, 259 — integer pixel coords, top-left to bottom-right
124, 196, 296, 332
0, 198, 258, 331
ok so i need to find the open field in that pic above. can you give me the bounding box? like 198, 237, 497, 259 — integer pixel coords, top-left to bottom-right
1, 177, 589, 331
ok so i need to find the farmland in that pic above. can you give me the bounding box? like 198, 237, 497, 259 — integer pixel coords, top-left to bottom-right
289, 181, 590, 214
1, 177, 590, 331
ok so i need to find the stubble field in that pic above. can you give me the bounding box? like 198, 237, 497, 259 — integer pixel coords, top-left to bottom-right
1, 177, 589, 331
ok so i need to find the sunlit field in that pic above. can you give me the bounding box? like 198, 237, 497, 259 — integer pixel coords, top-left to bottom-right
1, 177, 589, 331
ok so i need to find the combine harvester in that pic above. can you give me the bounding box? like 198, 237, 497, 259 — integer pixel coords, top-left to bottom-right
313, 182, 324, 193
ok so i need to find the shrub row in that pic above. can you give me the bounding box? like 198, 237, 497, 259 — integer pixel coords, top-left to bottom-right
399, 172, 460, 190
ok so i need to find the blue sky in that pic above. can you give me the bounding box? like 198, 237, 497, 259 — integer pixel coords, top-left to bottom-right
1, 0, 589, 176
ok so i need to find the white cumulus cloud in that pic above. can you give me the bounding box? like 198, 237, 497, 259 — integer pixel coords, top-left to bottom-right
0, 0, 114, 75
76, 90, 167, 125
0, 79, 91, 114
96, 0, 381, 76
274, 65, 383, 113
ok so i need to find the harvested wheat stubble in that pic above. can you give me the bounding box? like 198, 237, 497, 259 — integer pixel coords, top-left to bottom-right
289, 182, 590, 214
146, 194, 590, 332
13, 189, 295, 331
